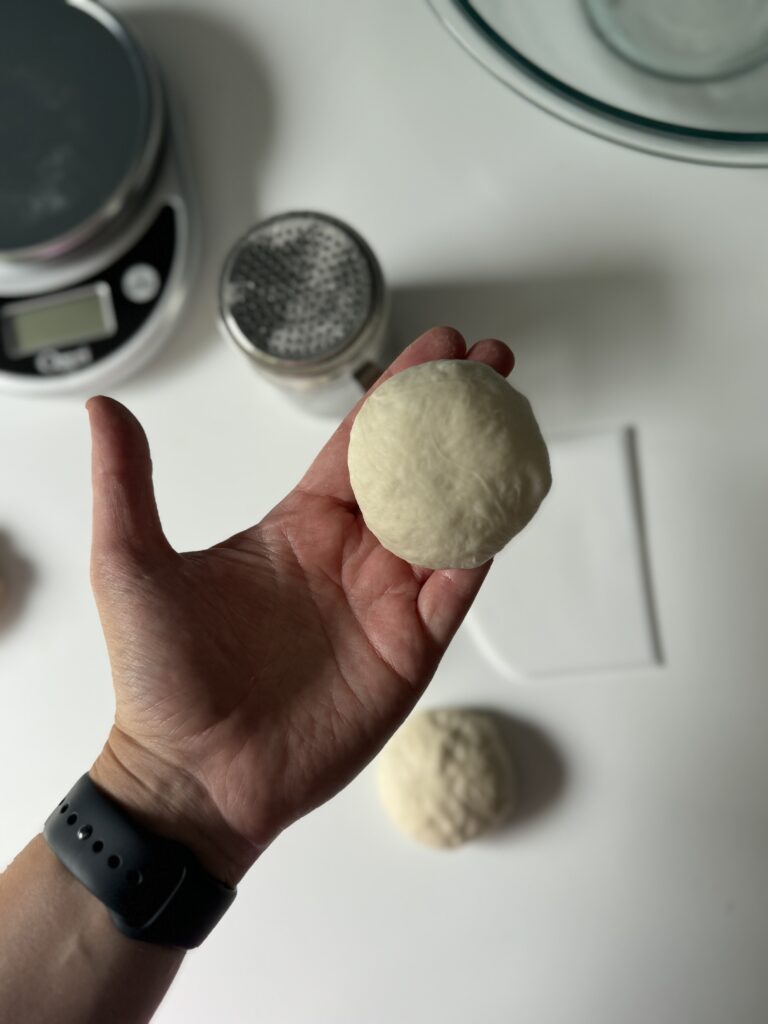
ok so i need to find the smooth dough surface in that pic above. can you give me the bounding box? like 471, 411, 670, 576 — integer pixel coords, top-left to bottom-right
377, 708, 518, 849
347, 359, 551, 569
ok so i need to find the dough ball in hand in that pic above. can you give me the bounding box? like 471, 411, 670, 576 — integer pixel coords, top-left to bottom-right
347, 359, 551, 569
377, 708, 518, 849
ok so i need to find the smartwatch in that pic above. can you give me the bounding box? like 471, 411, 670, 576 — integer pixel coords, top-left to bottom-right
44, 774, 236, 949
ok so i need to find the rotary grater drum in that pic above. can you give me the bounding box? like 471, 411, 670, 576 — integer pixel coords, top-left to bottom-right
220, 211, 388, 415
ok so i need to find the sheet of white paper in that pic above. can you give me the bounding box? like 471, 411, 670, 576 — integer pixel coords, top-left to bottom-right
465, 429, 659, 678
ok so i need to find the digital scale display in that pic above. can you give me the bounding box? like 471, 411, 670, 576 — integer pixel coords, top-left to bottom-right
1, 284, 117, 360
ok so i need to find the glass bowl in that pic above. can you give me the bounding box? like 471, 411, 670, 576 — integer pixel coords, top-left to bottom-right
429, 0, 768, 165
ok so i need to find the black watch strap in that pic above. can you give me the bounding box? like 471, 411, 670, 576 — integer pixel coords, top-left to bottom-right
43, 774, 236, 949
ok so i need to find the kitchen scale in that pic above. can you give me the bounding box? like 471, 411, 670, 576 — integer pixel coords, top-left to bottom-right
0, 0, 192, 395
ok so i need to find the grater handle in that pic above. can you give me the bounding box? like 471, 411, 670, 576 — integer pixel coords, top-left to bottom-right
353, 361, 383, 393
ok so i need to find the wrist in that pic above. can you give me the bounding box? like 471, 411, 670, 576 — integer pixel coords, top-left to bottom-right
90, 728, 258, 888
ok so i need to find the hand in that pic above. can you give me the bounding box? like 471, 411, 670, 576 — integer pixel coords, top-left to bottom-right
88, 327, 515, 886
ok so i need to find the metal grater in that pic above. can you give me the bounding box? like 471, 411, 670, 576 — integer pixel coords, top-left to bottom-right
219, 211, 387, 393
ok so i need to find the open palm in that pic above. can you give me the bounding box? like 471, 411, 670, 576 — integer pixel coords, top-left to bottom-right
88, 328, 514, 884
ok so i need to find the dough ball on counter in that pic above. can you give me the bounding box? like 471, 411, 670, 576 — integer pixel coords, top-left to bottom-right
377, 708, 518, 849
347, 359, 551, 569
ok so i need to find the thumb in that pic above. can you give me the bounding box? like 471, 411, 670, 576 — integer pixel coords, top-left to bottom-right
87, 396, 173, 565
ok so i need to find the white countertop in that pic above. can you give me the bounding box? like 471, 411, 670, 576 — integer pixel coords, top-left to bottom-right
2, 2, 768, 1022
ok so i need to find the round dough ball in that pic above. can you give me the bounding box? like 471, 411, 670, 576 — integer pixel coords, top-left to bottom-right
377, 708, 518, 849
348, 359, 551, 569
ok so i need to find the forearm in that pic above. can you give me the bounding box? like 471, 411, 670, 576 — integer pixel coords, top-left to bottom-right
0, 737, 255, 1024
0, 834, 185, 1024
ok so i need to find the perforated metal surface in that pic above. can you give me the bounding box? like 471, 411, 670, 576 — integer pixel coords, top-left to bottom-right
221, 213, 376, 364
